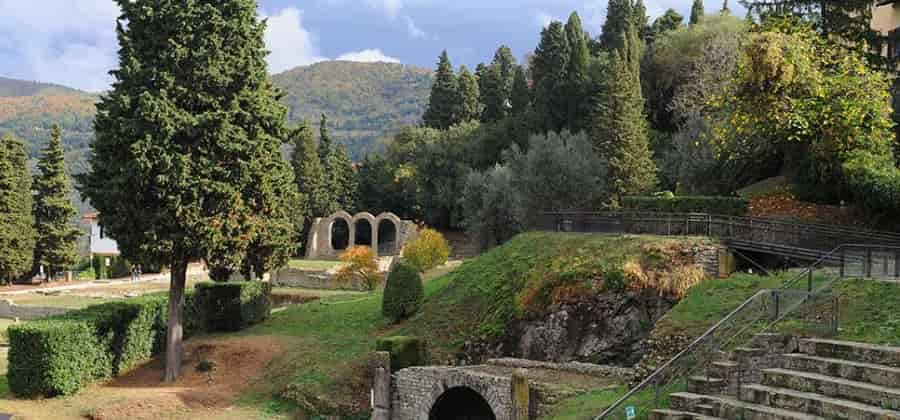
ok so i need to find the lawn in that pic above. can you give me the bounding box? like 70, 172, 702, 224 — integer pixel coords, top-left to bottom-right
287, 259, 343, 271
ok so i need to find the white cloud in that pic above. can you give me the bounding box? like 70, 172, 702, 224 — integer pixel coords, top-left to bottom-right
263, 7, 326, 73
335, 49, 401, 63
405, 16, 426, 39
0, 0, 120, 92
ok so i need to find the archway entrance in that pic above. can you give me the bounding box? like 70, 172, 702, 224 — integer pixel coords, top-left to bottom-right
377, 219, 397, 256
428, 387, 496, 420
355, 219, 373, 247
331, 218, 350, 251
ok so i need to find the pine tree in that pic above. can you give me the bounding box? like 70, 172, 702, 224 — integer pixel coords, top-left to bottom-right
0, 134, 35, 285
457, 65, 481, 122
510, 66, 531, 115
423, 51, 461, 129
79, 0, 298, 382
600, 0, 634, 52
690, 0, 704, 25
564, 12, 591, 132
33, 124, 80, 280
531, 21, 570, 133
332, 145, 358, 211
591, 18, 657, 198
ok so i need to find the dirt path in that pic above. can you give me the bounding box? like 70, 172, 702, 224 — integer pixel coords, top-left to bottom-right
0, 265, 208, 296
1, 335, 286, 420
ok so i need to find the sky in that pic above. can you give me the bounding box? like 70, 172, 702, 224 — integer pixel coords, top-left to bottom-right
0, 0, 745, 92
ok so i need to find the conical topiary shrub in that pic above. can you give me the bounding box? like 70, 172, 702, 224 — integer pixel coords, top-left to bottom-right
382, 262, 424, 322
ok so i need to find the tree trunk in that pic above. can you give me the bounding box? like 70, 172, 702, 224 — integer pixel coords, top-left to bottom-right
164, 259, 188, 382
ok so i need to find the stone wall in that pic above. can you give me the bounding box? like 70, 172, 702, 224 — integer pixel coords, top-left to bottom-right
0, 300, 71, 320
391, 367, 514, 420
271, 268, 367, 291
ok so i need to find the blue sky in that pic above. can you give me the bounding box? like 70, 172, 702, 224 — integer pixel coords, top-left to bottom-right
0, 0, 744, 92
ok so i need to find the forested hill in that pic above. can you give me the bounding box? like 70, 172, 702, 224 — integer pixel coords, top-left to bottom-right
273, 61, 432, 160
0, 61, 432, 164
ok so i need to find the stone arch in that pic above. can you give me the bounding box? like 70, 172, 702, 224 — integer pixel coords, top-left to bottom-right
327, 211, 353, 252
375, 212, 403, 256
352, 212, 377, 248
414, 372, 508, 420
428, 386, 496, 420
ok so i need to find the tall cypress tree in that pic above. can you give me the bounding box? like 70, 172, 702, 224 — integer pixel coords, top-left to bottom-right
480, 46, 516, 123
690, 0, 704, 25
290, 123, 328, 218
633, 0, 650, 40
510, 66, 531, 116
423, 51, 461, 129
332, 145, 358, 212
531, 21, 570, 133
80, 0, 297, 381
33, 124, 80, 279
591, 17, 657, 198
457, 65, 481, 122
564, 12, 591, 132
0, 134, 35, 285
318, 114, 332, 163
721, 0, 730, 14
600, 0, 634, 52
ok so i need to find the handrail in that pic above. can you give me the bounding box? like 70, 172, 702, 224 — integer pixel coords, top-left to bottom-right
593, 289, 770, 420
594, 242, 899, 419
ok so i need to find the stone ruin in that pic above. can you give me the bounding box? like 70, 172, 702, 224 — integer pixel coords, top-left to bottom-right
305, 211, 418, 259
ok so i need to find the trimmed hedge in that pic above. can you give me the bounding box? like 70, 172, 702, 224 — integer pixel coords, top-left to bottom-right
6, 290, 206, 398
194, 281, 272, 331
382, 263, 424, 322
375, 336, 428, 372
622, 196, 750, 216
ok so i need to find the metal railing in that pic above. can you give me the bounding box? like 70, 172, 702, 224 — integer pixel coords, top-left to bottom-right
535, 212, 900, 258
594, 244, 900, 420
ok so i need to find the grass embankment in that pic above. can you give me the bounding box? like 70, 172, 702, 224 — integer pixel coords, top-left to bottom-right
232, 233, 712, 417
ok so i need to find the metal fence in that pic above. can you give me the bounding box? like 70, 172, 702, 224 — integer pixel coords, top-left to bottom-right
595, 243, 900, 420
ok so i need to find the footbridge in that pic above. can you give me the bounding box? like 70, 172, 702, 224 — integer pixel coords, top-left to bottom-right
535, 212, 900, 279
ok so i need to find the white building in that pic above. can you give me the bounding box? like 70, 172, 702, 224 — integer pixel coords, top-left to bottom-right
81, 212, 120, 257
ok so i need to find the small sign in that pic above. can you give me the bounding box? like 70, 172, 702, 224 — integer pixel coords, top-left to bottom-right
626, 406, 636, 420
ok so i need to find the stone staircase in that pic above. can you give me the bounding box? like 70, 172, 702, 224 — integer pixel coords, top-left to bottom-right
651, 336, 900, 420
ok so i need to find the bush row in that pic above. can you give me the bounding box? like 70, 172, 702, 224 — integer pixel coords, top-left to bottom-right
843, 151, 900, 225
622, 196, 750, 216
7, 281, 271, 398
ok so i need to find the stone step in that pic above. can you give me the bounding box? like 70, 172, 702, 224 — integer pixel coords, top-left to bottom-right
762, 368, 900, 409
649, 409, 723, 420
669, 392, 824, 420
740, 383, 900, 420
688, 376, 727, 394
798, 339, 900, 368
733, 347, 768, 359
781, 353, 900, 388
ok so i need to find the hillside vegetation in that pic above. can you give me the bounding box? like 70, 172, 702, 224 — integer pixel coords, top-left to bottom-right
0, 61, 432, 164
274, 61, 432, 160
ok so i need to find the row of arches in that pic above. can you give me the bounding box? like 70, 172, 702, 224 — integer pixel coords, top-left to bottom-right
326, 211, 403, 257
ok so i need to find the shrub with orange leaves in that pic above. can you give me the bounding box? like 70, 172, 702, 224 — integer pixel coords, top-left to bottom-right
334, 246, 384, 291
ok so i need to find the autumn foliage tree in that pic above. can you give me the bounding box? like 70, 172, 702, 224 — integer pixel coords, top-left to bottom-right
79, 0, 297, 382
334, 246, 384, 291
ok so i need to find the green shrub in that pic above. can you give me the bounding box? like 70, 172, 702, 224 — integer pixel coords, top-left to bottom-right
382, 263, 424, 322
403, 228, 450, 272
7, 320, 110, 397
7, 293, 185, 398
622, 196, 749, 216
194, 281, 272, 331
844, 150, 900, 226
375, 336, 428, 372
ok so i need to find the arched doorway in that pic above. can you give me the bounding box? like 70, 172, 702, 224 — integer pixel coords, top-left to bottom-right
428, 387, 496, 420
355, 219, 373, 247
376, 219, 397, 256
330, 218, 350, 251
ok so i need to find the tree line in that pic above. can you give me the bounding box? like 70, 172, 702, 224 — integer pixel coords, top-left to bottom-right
0, 125, 80, 285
